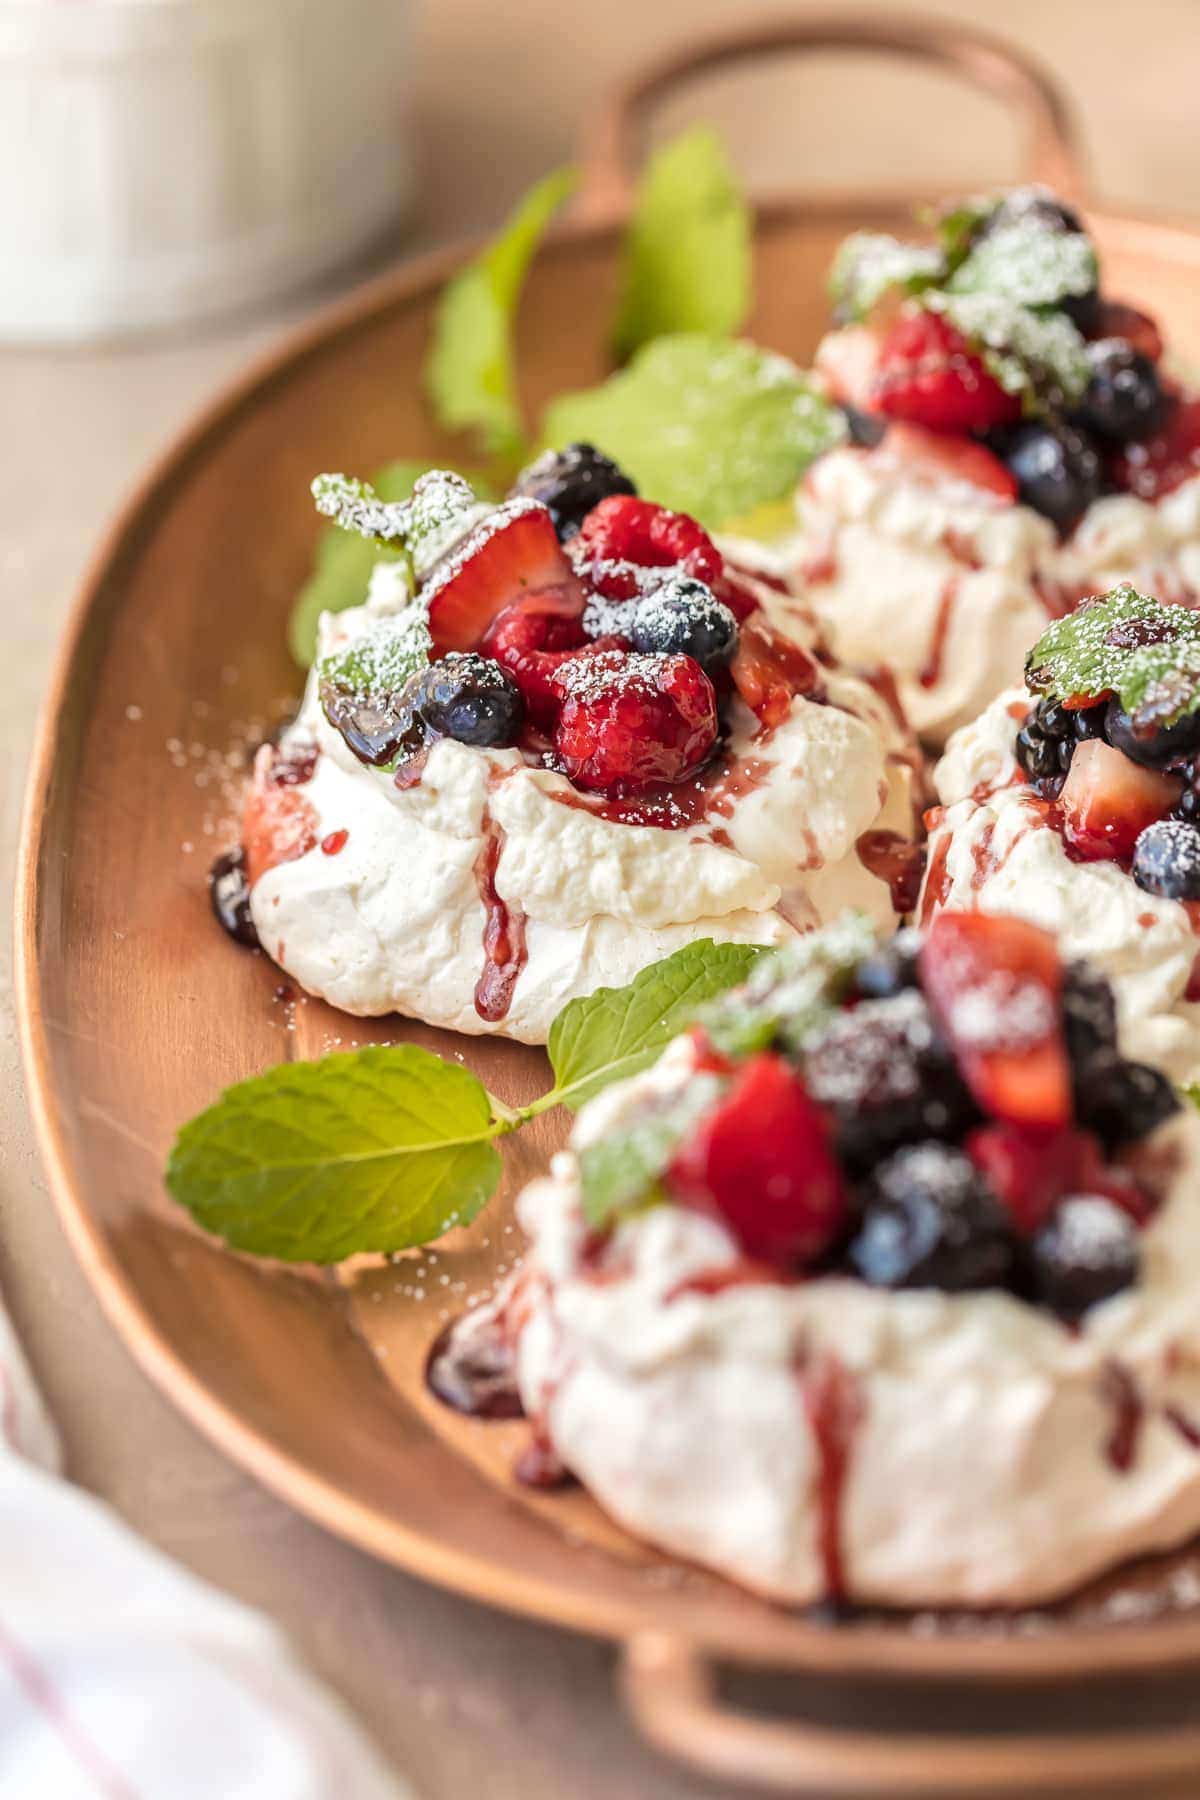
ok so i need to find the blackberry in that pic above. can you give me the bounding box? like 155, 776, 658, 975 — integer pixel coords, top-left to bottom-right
209, 847, 259, 948
1015, 696, 1103, 787
848, 1142, 1016, 1292
1104, 699, 1200, 769
1131, 818, 1200, 901
1029, 1197, 1139, 1318
629, 575, 738, 672
852, 927, 921, 1001
510, 443, 637, 542
1001, 421, 1104, 534
410, 654, 525, 748
1176, 758, 1200, 823
1061, 961, 1119, 1078
803, 989, 978, 1172
979, 187, 1085, 241
1078, 340, 1167, 443
1075, 1052, 1179, 1150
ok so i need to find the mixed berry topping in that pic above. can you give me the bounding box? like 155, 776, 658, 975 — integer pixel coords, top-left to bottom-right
509, 442, 637, 542
820, 186, 1194, 531
1019, 585, 1200, 893
583, 911, 1178, 1319
290, 456, 820, 813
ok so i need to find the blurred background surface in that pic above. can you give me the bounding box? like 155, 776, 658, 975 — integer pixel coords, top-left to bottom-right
4, 4, 1200, 1796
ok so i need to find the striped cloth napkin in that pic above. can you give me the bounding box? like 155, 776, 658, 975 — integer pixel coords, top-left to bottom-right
0, 1293, 409, 1798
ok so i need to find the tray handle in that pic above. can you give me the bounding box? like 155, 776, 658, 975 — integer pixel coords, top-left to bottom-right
621, 1631, 1200, 1795
578, 11, 1086, 222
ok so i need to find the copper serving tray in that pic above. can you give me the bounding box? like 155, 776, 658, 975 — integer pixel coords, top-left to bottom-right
18, 15, 1200, 1793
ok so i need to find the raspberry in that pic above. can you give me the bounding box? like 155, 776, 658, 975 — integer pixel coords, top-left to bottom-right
481, 587, 624, 730
874, 306, 1022, 435
552, 649, 717, 795
665, 1053, 849, 1267
1111, 394, 1200, 502
572, 493, 730, 603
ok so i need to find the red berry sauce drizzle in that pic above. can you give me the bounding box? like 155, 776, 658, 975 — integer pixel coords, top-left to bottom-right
1102, 1361, 1145, 1474
473, 809, 528, 1023
800, 1350, 864, 1608
855, 830, 927, 914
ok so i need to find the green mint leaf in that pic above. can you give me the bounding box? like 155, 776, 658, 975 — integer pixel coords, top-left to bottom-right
1026, 583, 1200, 728
288, 460, 423, 667
547, 938, 765, 1112
289, 463, 493, 667
165, 1046, 503, 1263
312, 472, 416, 546
540, 334, 845, 528
701, 910, 878, 1059
829, 232, 944, 322
612, 126, 750, 359
927, 291, 1089, 415
317, 609, 432, 702
579, 1075, 723, 1229
928, 194, 997, 266
426, 167, 578, 465
947, 218, 1097, 310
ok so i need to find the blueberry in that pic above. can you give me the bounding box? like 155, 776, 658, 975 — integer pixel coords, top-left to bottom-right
1132, 818, 1200, 899
848, 1143, 1016, 1292
320, 679, 426, 767
1176, 758, 1200, 822
1029, 1196, 1139, 1318
853, 927, 921, 1000
803, 990, 978, 1173
510, 443, 636, 541
1075, 1051, 1180, 1149
843, 405, 887, 448
1077, 340, 1167, 443
629, 575, 738, 672
411, 654, 525, 748
209, 847, 259, 948
1104, 700, 1200, 769
1001, 421, 1104, 533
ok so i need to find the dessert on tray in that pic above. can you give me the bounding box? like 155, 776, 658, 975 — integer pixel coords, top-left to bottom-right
799, 185, 1200, 745
430, 911, 1199, 1609
924, 584, 1200, 1087
221, 461, 919, 1042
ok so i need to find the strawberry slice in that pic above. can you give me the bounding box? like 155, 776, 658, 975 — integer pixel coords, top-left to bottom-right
730, 615, 823, 728
872, 421, 1017, 500
919, 912, 1072, 1130
1057, 738, 1180, 862
425, 500, 582, 654
814, 325, 882, 411
1111, 393, 1200, 502
1089, 300, 1164, 362
874, 306, 1022, 435
967, 1124, 1096, 1235
666, 1054, 848, 1267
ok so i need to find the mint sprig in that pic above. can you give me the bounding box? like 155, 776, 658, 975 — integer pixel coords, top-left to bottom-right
289, 459, 427, 668
947, 218, 1097, 311
540, 335, 845, 528
579, 1075, 723, 1229
829, 232, 944, 322
699, 909, 877, 1059
926, 290, 1089, 413
166, 1047, 502, 1262
317, 610, 432, 703
1026, 583, 1200, 727
166, 938, 764, 1263
612, 126, 750, 359
425, 167, 578, 467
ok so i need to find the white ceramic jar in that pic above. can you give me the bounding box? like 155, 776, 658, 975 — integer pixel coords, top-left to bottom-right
0, 0, 414, 340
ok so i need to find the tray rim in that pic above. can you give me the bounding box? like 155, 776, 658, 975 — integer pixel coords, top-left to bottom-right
20, 193, 1200, 1685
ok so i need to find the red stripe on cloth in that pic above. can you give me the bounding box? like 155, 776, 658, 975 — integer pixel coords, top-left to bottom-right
0, 1615, 139, 1800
